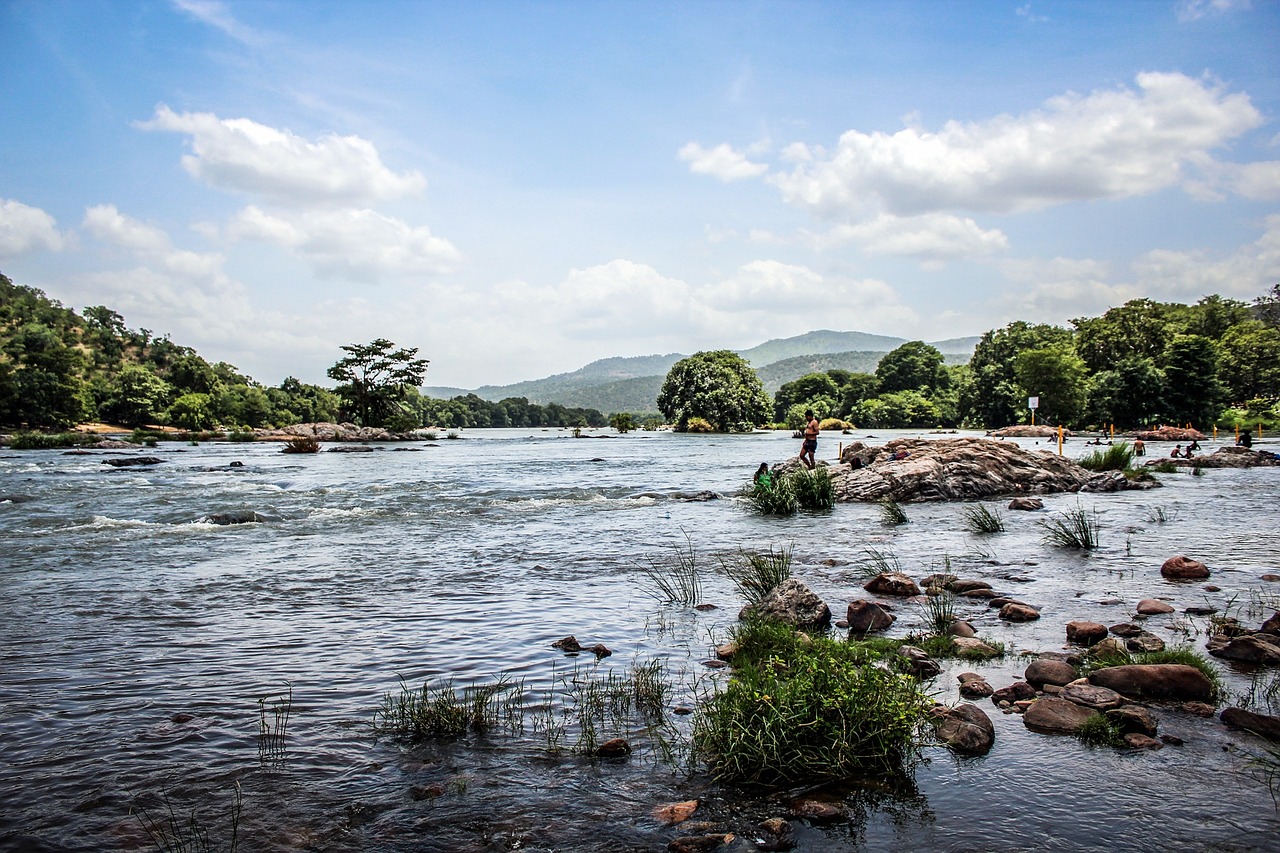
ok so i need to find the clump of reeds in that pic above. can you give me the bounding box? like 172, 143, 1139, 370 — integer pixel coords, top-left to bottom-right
373, 675, 523, 739
720, 544, 793, 603
226, 431, 256, 442
791, 467, 834, 510
1075, 712, 1125, 747
855, 547, 902, 579
879, 499, 909, 526
132, 782, 242, 853
922, 591, 957, 636
281, 437, 320, 454
692, 618, 930, 787
1143, 505, 1176, 524
638, 531, 702, 605
1077, 442, 1135, 472
257, 682, 292, 764
1149, 460, 1178, 474
963, 503, 1005, 534
9, 431, 94, 449
1041, 507, 1099, 549
746, 474, 798, 516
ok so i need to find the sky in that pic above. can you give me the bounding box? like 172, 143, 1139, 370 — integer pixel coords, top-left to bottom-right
1, 0, 1278, 390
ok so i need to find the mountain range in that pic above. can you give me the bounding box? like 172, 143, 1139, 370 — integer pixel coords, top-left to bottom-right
422, 330, 980, 414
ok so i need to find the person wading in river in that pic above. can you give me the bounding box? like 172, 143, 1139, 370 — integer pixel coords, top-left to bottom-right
800, 409, 819, 469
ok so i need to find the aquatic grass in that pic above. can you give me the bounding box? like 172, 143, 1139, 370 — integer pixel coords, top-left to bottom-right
1143, 505, 1177, 524
281, 437, 320, 453
746, 474, 798, 516
1235, 669, 1280, 716
1192, 465, 1206, 477
1077, 442, 1135, 473
855, 547, 902, 579
922, 591, 957, 636
1075, 712, 1125, 747
962, 503, 1005, 534
880, 499, 909, 526
638, 531, 702, 605
1041, 506, 1099, 550
8, 431, 94, 449
692, 620, 930, 788
790, 466, 835, 510
257, 682, 292, 764
131, 783, 241, 853
373, 674, 522, 740
1149, 461, 1178, 474
720, 544, 793, 604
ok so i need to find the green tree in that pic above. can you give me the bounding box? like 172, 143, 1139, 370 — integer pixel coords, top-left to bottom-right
875, 341, 948, 394
1218, 321, 1280, 404
854, 390, 939, 428
1073, 299, 1183, 373
1186, 295, 1252, 339
1252, 283, 1280, 329
1162, 334, 1225, 427
610, 412, 634, 433
773, 372, 840, 421
103, 364, 172, 426
963, 321, 1073, 428
657, 350, 769, 432
836, 372, 879, 419
1012, 344, 1088, 427
169, 392, 215, 430
1085, 357, 1165, 428
326, 338, 429, 427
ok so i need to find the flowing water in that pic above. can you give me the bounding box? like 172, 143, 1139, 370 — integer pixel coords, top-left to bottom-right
2, 429, 1279, 852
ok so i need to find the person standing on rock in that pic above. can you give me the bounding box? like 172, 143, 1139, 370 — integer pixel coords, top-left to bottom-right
800, 409, 819, 469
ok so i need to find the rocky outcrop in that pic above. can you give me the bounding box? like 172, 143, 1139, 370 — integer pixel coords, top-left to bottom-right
815, 437, 1154, 503
1220, 707, 1280, 742
1087, 664, 1214, 702
932, 703, 996, 754
101, 456, 164, 467
1134, 426, 1206, 442
988, 426, 1070, 438
198, 510, 274, 525
1208, 633, 1280, 665
740, 579, 831, 629
254, 422, 410, 442
1149, 446, 1279, 469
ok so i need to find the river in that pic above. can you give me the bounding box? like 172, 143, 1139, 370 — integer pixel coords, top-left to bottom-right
2, 428, 1278, 852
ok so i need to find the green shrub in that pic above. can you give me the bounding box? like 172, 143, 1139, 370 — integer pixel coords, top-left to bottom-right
1042, 507, 1099, 549
962, 503, 1005, 534
880, 499, 909, 525
747, 474, 798, 516
684, 416, 714, 433
8, 431, 90, 449
1075, 712, 1125, 747
373, 676, 521, 739
693, 620, 928, 787
227, 431, 256, 442
791, 467, 834, 510
1077, 442, 1134, 472
720, 545, 793, 603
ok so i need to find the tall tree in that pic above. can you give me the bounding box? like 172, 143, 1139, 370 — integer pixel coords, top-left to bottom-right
1012, 344, 1088, 427
1085, 357, 1165, 428
1073, 299, 1183, 373
326, 338, 429, 427
875, 341, 949, 394
1218, 321, 1280, 405
1162, 334, 1225, 427
657, 350, 769, 432
773, 372, 840, 421
963, 321, 1073, 428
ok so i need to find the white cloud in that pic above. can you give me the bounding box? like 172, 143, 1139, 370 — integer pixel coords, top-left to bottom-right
1222, 160, 1280, 200
770, 72, 1263, 218
678, 142, 769, 182
226, 206, 460, 279
82, 204, 171, 252
818, 213, 1008, 259
0, 199, 69, 256
1177, 0, 1251, 23
170, 0, 262, 45
137, 105, 427, 206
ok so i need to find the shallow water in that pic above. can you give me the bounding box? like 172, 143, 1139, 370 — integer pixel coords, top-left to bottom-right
1, 428, 1278, 852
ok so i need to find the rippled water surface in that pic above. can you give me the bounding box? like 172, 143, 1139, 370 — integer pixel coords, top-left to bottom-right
2, 429, 1279, 852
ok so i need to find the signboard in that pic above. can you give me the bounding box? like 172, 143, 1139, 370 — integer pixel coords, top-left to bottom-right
1028, 396, 1039, 410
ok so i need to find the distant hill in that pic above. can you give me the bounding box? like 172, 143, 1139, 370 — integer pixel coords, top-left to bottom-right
422, 331, 979, 413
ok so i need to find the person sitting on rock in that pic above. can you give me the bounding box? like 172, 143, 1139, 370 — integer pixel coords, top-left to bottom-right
1188, 439, 1200, 451
1182, 446, 1194, 459
753, 462, 774, 489
1238, 431, 1253, 448
1171, 444, 1182, 457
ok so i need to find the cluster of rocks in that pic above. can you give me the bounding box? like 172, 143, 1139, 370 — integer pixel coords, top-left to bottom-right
987, 425, 1072, 438
253, 422, 418, 442
1134, 426, 1207, 442
1147, 446, 1279, 469
781, 437, 1161, 503
1207, 611, 1280, 665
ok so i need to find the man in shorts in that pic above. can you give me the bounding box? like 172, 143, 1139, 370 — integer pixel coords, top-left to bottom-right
800, 409, 819, 469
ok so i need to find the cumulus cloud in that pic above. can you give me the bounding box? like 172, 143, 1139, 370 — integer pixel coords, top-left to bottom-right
137, 105, 427, 206
678, 142, 769, 182
82, 204, 171, 253
817, 213, 1008, 259
770, 72, 1262, 217
0, 199, 69, 256
226, 206, 460, 279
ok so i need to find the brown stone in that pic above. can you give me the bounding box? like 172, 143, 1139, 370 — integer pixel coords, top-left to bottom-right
1260, 611, 1280, 635
959, 677, 994, 699
1066, 621, 1108, 646
949, 620, 977, 638
789, 793, 849, 823
741, 578, 831, 629
863, 572, 922, 597
1160, 555, 1210, 580
1136, 599, 1175, 615
1087, 664, 1214, 701
755, 818, 796, 852
1107, 705, 1159, 736
846, 599, 896, 634
1220, 706, 1280, 742
947, 579, 994, 594
552, 635, 584, 652
1126, 632, 1166, 653
1023, 696, 1096, 734
952, 637, 1000, 658
1061, 683, 1124, 711
991, 682, 1036, 705
715, 641, 739, 660
1108, 623, 1144, 638
1209, 634, 1280, 665
1087, 637, 1128, 658
596, 738, 631, 757
654, 800, 699, 825
999, 602, 1041, 622
668, 835, 734, 853
933, 703, 996, 754
1008, 497, 1044, 511
1123, 733, 1164, 750
1025, 658, 1077, 688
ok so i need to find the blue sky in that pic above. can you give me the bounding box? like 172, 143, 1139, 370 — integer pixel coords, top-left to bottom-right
2, 0, 1277, 389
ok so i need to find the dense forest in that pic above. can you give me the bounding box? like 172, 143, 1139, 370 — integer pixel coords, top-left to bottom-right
1, 269, 1276, 433
0, 272, 605, 431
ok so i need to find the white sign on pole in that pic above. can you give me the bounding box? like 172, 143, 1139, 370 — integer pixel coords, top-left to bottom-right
1028, 396, 1039, 410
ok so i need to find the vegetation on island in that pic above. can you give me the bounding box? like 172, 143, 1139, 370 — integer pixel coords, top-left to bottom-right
656, 350, 770, 432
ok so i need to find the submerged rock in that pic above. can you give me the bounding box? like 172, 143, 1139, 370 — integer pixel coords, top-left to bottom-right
863, 572, 921, 597
846, 599, 896, 634
740, 579, 831, 629
1108, 705, 1159, 736
1209, 634, 1280, 665
755, 817, 796, 852
198, 510, 273, 525
932, 702, 996, 754
101, 456, 164, 467
1066, 621, 1108, 646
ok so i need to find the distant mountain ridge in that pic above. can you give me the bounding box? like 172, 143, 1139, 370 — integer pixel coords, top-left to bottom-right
422, 330, 980, 413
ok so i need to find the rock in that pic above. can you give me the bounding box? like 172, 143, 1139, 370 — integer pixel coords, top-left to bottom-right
1161, 555, 1210, 580
789, 793, 849, 823
1060, 683, 1124, 711
822, 437, 1149, 503
899, 646, 941, 679
949, 620, 977, 638
755, 817, 796, 852
101, 456, 164, 467
1136, 599, 1175, 615
1264, 574, 1280, 582
921, 572, 958, 588
1184, 605, 1218, 616
169, 713, 195, 724
1160, 734, 1185, 745
1108, 623, 1145, 638
989, 425, 1067, 438
1260, 612, 1280, 635
1088, 664, 1214, 701
1107, 705, 1159, 736
0, 494, 36, 503
1023, 696, 1096, 734
932, 703, 996, 754
960, 588, 1000, 599
1220, 707, 1280, 742
1208, 634, 1280, 665
1086, 637, 1129, 659
410, 783, 446, 800
947, 579, 993, 594
991, 682, 1036, 705
846, 599, 896, 634
198, 510, 272, 525
589, 643, 612, 658
595, 738, 631, 757
668, 835, 734, 853
999, 602, 1041, 622
1008, 497, 1045, 511
1125, 632, 1166, 654
1123, 733, 1164, 750
863, 572, 921, 597
959, 676, 994, 699
740, 579, 831, 629
552, 636, 584, 652
715, 641, 739, 661
1025, 658, 1077, 688
952, 637, 1000, 658
1182, 701, 1217, 717
1066, 621, 1108, 646
1133, 426, 1206, 442
654, 800, 699, 825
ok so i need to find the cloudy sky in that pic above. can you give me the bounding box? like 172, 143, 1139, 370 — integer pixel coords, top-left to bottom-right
2, 0, 1278, 389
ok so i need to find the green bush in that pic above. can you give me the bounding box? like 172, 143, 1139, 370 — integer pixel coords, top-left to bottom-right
720, 545, 793, 603
8, 431, 90, 449
747, 475, 798, 516
693, 620, 929, 788
1077, 442, 1135, 472
791, 467, 835, 510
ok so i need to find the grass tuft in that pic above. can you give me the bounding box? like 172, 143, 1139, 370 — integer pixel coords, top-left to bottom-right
791, 467, 835, 510
373, 675, 523, 740
1041, 506, 1099, 549
720, 545, 793, 604
1075, 712, 1125, 747
962, 503, 1005, 534
746, 474, 798, 516
638, 531, 702, 605
132, 783, 242, 853
879, 499, 909, 526
1077, 442, 1135, 472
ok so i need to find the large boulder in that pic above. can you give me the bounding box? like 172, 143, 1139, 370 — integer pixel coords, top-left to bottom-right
1136, 599, 1175, 615
1161, 556, 1209, 580
846, 599, 895, 634
1025, 659, 1077, 689
1023, 697, 1096, 734
1060, 683, 1124, 711
1066, 621, 1108, 647
863, 572, 921, 597
823, 437, 1151, 503
933, 703, 996, 755
740, 579, 831, 629
992, 682, 1037, 706
999, 602, 1041, 622
1220, 707, 1280, 742
1208, 634, 1280, 665
1087, 664, 1215, 702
